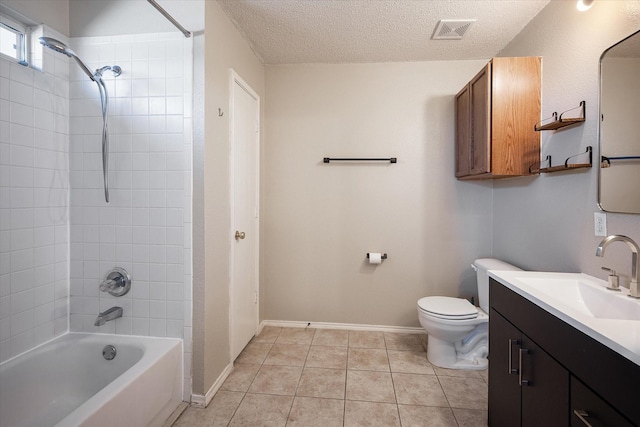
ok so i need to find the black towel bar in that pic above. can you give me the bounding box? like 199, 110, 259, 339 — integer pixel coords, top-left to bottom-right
323, 157, 397, 163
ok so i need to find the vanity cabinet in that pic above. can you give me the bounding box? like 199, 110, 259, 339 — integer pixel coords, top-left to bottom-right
489, 278, 640, 427
455, 57, 541, 180
489, 308, 569, 427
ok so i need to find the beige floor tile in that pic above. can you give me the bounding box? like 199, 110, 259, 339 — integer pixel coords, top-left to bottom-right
249, 365, 303, 396
346, 370, 396, 403
348, 331, 386, 349
254, 326, 282, 343
229, 393, 293, 427
174, 328, 489, 427
433, 366, 482, 378
344, 400, 400, 427
221, 364, 261, 392
384, 333, 424, 351
203, 391, 246, 426
296, 367, 346, 399
276, 328, 316, 345
439, 377, 488, 410
453, 408, 488, 426
347, 348, 390, 371
388, 350, 435, 375
172, 406, 208, 427
312, 329, 349, 347
478, 368, 488, 383
305, 345, 348, 369
263, 344, 309, 366
419, 334, 429, 350
286, 396, 344, 427
398, 405, 458, 427
173, 392, 245, 427
392, 373, 449, 407
235, 342, 273, 365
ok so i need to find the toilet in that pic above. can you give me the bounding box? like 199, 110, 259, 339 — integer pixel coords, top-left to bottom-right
417, 258, 521, 370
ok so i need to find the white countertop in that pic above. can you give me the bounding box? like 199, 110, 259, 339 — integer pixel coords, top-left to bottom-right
489, 270, 640, 367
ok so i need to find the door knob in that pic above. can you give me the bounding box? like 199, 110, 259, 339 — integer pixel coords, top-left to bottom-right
235, 230, 246, 240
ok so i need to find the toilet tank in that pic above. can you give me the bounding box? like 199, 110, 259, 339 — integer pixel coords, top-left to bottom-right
473, 258, 522, 313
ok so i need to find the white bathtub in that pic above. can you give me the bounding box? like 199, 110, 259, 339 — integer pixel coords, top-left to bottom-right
0, 333, 183, 427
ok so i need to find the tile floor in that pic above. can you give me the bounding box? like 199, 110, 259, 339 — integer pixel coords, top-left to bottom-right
173, 326, 488, 427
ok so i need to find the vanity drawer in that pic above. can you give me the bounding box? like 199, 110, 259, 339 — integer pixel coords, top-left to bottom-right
571, 377, 634, 427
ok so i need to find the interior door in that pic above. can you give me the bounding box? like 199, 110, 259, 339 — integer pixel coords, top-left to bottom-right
230, 71, 260, 361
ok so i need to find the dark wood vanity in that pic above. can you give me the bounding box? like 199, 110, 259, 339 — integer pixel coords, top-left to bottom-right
489, 278, 640, 427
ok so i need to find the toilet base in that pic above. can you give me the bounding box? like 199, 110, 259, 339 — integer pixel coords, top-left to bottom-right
426, 336, 488, 371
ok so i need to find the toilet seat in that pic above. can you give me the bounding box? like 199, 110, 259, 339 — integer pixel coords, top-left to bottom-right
417, 296, 479, 320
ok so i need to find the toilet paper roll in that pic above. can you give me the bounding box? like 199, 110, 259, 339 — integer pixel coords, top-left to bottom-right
368, 253, 382, 264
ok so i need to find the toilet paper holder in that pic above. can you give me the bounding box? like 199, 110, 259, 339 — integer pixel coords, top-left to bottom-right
366, 253, 388, 260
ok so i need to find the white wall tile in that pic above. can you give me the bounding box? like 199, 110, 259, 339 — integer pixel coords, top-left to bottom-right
60, 34, 192, 395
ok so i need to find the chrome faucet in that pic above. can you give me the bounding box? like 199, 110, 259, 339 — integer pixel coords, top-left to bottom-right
94, 306, 123, 326
596, 235, 640, 299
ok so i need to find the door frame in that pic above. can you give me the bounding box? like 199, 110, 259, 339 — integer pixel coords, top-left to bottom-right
228, 69, 260, 361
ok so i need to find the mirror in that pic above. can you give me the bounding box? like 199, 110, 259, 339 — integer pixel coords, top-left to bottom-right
599, 29, 640, 214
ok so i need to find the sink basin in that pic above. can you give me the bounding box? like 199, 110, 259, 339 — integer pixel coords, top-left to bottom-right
513, 276, 640, 321
488, 270, 640, 366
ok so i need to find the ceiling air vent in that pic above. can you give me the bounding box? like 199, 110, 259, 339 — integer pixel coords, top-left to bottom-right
432, 19, 476, 40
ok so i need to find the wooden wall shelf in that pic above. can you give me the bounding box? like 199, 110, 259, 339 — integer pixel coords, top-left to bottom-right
538, 163, 592, 173
530, 146, 592, 174
535, 101, 585, 132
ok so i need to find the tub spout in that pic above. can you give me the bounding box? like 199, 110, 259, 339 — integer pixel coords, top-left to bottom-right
95, 306, 123, 326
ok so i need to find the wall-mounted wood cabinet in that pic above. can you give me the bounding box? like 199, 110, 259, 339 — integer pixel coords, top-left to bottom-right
455, 57, 541, 180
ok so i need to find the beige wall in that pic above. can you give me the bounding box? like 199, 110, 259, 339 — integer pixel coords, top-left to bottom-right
494, 1, 640, 281
193, 0, 264, 396
263, 61, 493, 328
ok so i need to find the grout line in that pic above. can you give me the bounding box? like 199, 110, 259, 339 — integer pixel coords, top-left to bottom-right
385, 334, 404, 426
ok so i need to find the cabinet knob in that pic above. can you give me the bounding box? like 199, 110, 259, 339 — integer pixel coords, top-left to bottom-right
573, 410, 594, 427
235, 230, 246, 240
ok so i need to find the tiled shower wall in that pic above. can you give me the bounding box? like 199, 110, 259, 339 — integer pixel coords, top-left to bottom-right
68, 33, 193, 398
0, 45, 70, 363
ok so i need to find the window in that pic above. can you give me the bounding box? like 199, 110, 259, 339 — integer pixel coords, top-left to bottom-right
0, 15, 27, 65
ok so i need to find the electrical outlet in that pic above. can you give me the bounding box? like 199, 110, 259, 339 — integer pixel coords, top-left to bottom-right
594, 212, 607, 236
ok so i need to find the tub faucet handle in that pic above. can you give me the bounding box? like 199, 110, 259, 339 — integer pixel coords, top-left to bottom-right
99, 267, 132, 297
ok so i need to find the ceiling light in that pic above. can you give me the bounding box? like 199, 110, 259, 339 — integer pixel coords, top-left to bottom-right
577, 0, 594, 12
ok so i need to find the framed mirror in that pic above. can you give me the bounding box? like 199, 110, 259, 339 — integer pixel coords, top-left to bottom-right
599, 29, 640, 214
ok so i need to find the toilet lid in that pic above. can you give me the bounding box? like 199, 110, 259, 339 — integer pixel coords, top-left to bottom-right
417, 296, 478, 319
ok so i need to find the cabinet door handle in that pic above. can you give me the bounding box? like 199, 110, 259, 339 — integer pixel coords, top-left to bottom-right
518, 348, 530, 386
508, 339, 520, 374
573, 410, 594, 427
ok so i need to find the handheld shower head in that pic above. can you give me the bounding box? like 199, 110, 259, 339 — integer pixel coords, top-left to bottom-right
39, 36, 96, 81
39, 37, 73, 57
39, 36, 122, 204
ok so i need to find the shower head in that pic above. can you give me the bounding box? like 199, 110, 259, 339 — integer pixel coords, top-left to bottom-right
39, 36, 96, 81
39, 37, 73, 57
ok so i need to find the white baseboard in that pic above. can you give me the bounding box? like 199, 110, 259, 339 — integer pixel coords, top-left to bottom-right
260, 320, 424, 334
190, 362, 233, 408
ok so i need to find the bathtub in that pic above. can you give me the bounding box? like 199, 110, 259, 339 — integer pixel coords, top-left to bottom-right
0, 333, 183, 427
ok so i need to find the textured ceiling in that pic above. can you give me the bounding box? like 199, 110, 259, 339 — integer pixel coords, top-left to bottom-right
218, 0, 551, 64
